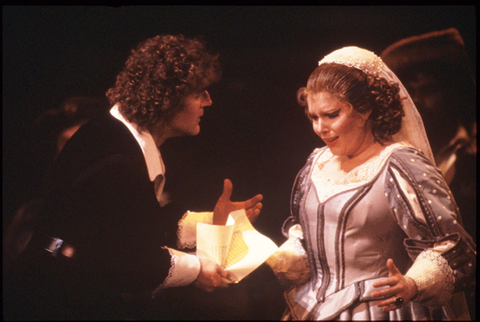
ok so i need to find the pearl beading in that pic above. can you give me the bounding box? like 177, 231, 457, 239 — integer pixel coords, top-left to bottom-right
319, 46, 384, 77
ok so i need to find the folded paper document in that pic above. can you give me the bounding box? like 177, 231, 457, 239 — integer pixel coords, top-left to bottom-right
196, 209, 278, 283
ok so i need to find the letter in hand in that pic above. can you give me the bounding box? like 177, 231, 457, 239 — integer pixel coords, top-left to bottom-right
194, 257, 230, 292
371, 258, 418, 311
213, 179, 263, 225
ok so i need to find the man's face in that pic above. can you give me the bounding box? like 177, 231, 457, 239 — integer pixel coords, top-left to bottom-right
167, 90, 212, 137
403, 72, 455, 152
404, 72, 446, 119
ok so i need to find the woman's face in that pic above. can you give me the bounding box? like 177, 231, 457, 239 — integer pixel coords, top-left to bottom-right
307, 91, 373, 158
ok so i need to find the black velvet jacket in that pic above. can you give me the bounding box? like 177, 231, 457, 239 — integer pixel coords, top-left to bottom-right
4, 114, 182, 319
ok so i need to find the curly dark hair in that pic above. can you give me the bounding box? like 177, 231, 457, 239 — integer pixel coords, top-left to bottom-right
106, 34, 221, 132
297, 63, 405, 143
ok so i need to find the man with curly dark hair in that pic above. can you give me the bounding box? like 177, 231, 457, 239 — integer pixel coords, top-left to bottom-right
3, 34, 263, 320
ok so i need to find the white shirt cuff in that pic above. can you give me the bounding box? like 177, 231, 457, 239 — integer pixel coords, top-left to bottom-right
177, 211, 213, 249
153, 247, 201, 296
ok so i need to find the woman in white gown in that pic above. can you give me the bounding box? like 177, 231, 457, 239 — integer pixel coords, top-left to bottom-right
267, 47, 476, 320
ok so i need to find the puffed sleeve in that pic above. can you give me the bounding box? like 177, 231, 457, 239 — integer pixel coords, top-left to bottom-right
385, 147, 476, 308
266, 224, 311, 286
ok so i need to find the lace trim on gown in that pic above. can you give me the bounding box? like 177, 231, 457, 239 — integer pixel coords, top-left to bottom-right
311, 142, 409, 202
406, 249, 455, 308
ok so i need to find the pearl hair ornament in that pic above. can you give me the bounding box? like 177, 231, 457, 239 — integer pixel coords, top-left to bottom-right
319, 46, 384, 77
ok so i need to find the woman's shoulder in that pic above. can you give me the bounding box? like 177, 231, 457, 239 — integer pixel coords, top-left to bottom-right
388, 143, 436, 167
387, 142, 444, 181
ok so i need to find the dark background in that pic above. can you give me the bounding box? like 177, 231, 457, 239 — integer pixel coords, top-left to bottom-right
2, 6, 476, 319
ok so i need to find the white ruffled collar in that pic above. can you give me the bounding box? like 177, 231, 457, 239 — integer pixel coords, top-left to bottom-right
110, 104, 165, 182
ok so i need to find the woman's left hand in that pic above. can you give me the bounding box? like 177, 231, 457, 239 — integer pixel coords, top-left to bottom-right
371, 258, 418, 311
213, 179, 263, 225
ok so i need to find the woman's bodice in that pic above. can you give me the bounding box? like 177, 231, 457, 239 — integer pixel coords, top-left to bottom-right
299, 143, 412, 301
279, 142, 475, 320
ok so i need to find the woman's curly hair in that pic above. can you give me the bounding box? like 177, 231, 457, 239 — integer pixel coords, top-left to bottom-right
297, 63, 405, 143
106, 34, 221, 132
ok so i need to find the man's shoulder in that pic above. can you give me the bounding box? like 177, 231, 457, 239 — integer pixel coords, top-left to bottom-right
79, 114, 130, 138
55, 114, 144, 173
69, 115, 138, 151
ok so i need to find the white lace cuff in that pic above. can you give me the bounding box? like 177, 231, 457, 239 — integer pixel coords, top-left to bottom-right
405, 249, 455, 308
177, 211, 213, 249
152, 247, 201, 297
